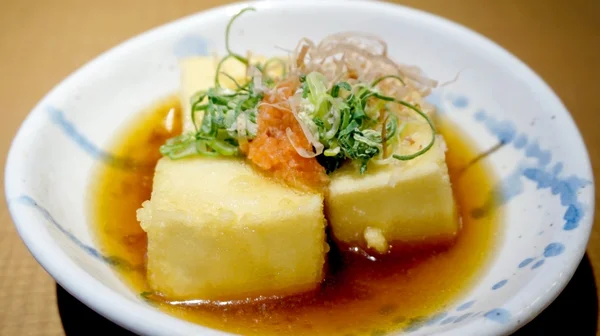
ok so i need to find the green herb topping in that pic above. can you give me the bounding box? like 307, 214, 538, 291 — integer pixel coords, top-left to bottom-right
160, 7, 437, 175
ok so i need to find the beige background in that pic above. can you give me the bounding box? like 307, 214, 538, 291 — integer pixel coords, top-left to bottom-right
1, 0, 598, 335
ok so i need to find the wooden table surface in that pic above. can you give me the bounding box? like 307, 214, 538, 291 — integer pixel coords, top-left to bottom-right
1, 0, 598, 335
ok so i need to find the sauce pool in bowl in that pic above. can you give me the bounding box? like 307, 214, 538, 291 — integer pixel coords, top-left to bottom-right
91, 96, 502, 336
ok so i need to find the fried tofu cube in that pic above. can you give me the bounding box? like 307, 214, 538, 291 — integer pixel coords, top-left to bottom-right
137, 55, 326, 300
137, 157, 326, 300
326, 121, 458, 253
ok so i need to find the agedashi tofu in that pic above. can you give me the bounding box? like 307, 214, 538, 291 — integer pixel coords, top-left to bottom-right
137, 157, 327, 300
138, 55, 326, 300
326, 121, 458, 253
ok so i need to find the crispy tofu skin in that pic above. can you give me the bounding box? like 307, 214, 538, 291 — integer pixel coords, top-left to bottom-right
138, 56, 326, 300
137, 157, 326, 300
326, 124, 458, 253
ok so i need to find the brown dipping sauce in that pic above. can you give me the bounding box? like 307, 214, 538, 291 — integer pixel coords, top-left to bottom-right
91, 96, 501, 336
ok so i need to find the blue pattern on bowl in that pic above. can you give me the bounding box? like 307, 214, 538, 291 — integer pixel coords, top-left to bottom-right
11, 195, 140, 272
173, 35, 209, 58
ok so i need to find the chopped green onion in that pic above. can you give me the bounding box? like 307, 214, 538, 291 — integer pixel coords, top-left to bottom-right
391, 101, 436, 161
263, 57, 288, 77
331, 81, 351, 98
161, 7, 436, 176
371, 74, 406, 87
225, 7, 255, 66
324, 147, 341, 156
218, 72, 248, 91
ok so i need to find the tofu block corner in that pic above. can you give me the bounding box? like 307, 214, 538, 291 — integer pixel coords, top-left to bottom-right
326, 134, 458, 252
137, 157, 327, 300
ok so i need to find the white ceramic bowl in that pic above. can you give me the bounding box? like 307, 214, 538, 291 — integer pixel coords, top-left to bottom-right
5, 1, 595, 335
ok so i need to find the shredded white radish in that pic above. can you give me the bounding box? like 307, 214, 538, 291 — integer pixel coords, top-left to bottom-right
235, 113, 247, 136
324, 107, 341, 140
248, 66, 267, 94
258, 100, 324, 158
257, 101, 291, 112
372, 155, 397, 166
288, 93, 324, 156
286, 127, 320, 158
287, 32, 438, 98
439, 69, 463, 87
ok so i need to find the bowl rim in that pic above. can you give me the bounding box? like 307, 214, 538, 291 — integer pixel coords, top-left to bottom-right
4, 0, 595, 335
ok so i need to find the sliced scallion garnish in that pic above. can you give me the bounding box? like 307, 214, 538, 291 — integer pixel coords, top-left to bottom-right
161, 7, 437, 176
